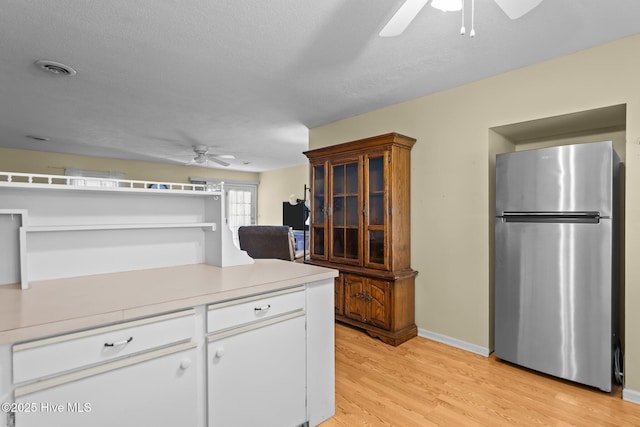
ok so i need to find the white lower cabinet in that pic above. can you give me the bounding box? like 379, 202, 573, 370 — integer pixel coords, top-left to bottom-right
13, 343, 198, 427
1, 280, 335, 427
207, 312, 307, 427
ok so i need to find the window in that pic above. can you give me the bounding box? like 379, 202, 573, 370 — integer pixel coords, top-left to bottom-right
65, 168, 123, 187
190, 178, 258, 247
226, 184, 257, 246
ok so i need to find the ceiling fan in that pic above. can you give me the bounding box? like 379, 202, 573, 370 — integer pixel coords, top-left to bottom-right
189, 145, 234, 167
379, 0, 543, 37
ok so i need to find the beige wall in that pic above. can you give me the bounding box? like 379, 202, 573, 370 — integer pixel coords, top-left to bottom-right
0, 147, 259, 184
257, 164, 309, 225
310, 34, 640, 393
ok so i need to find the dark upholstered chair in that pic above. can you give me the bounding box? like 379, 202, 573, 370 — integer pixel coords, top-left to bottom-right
237, 225, 295, 261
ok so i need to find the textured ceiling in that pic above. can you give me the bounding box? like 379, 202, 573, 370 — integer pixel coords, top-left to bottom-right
0, 1, 639, 172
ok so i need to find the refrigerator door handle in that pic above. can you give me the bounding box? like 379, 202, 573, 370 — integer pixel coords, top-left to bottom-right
501, 211, 601, 224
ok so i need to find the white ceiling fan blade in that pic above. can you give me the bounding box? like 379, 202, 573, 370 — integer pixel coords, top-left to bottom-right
209, 157, 230, 167
494, 0, 543, 20
379, 0, 429, 37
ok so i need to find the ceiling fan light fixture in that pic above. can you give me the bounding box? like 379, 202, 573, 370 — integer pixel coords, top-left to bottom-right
192, 145, 209, 164
431, 0, 463, 12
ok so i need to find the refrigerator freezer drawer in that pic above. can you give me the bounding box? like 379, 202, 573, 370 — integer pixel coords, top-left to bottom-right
494, 219, 614, 391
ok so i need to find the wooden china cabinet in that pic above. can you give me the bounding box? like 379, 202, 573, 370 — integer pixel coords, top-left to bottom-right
304, 133, 417, 346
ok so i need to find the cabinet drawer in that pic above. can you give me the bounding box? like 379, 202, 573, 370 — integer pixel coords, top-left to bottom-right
207, 286, 305, 333
13, 309, 195, 384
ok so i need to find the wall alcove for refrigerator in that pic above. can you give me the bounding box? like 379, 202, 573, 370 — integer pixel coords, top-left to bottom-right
487, 103, 627, 353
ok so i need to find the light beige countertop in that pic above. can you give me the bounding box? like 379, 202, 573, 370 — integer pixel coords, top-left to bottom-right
0, 260, 338, 345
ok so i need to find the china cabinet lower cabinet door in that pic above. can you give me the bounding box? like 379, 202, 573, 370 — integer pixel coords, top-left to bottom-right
366, 278, 391, 330
207, 314, 306, 427
344, 275, 367, 323
343, 274, 391, 330
13, 345, 198, 427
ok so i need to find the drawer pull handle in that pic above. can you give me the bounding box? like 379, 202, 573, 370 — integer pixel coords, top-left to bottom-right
254, 304, 271, 312
104, 337, 133, 347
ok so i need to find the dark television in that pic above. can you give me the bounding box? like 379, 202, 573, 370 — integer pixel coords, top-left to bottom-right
282, 202, 308, 231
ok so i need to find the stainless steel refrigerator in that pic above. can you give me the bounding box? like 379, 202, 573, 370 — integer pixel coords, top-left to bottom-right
494, 141, 620, 391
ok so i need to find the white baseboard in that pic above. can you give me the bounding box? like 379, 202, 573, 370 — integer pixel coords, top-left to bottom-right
417, 328, 490, 357
623, 388, 640, 405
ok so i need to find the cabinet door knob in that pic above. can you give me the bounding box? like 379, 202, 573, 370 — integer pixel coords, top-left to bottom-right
215, 347, 225, 358
180, 358, 192, 370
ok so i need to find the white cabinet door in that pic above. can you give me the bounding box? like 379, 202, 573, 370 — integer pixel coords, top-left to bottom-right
208, 313, 306, 427
14, 344, 198, 427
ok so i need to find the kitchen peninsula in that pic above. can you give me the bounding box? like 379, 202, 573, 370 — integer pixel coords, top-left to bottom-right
0, 172, 337, 427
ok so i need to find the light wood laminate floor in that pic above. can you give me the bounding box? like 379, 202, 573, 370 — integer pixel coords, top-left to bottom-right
321, 324, 640, 426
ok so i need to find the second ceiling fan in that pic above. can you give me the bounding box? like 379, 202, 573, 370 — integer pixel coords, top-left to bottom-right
379, 0, 543, 37
190, 145, 234, 167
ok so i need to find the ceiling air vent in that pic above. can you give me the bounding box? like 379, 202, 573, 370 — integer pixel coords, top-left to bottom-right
34, 60, 77, 76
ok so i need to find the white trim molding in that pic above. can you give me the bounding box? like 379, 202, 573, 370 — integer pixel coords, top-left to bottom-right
623, 388, 640, 405
418, 328, 490, 357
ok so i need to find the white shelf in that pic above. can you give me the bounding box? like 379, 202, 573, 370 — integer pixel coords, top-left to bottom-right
0, 170, 253, 291
0, 171, 222, 196
23, 223, 217, 232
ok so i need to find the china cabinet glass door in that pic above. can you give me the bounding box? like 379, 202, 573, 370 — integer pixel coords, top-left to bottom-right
364, 153, 388, 269
310, 163, 327, 259
330, 158, 361, 265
